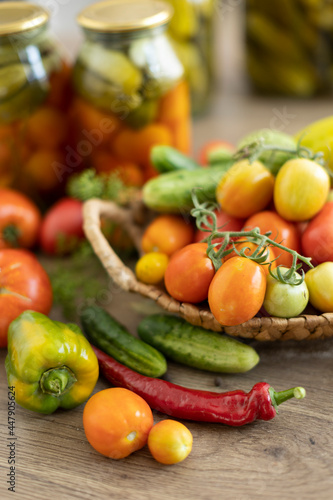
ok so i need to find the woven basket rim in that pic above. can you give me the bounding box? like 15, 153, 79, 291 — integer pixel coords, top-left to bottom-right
82, 198, 333, 342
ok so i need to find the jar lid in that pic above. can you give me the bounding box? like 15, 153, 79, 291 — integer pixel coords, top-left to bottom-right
77, 0, 173, 33
0, 2, 49, 36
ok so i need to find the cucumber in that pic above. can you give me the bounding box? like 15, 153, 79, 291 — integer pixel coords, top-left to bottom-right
142, 162, 232, 213
80, 306, 167, 378
138, 315, 259, 373
151, 146, 200, 173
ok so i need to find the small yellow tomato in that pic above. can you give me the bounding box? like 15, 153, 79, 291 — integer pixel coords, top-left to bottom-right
135, 252, 169, 284
274, 158, 330, 221
305, 262, 333, 313
148, 420, 193, 465
216, 159, 274, 218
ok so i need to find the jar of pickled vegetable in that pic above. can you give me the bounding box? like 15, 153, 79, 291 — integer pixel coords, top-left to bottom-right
166, 0, 214, 115
0, 2, 72, 204
71, 0, 191, 186
245, 0, 332, 97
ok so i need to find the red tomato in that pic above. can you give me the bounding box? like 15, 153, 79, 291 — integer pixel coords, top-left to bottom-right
198, 140, 235, 166
244, 211, 301, 267
39, 197, 85, 255
302, 202, 333, 265
194, 210, 244, 243
0, 249, 53, 347
208, 256, 266, 326
164, 242, 215, 303
0, 188, 41, 249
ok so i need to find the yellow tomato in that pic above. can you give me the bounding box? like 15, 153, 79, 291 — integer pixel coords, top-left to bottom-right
136, 252, 169, 284
305, 262, 333, 313
148, 420, 193, 465
274, 158, 330, 221
216, 159, 274, 218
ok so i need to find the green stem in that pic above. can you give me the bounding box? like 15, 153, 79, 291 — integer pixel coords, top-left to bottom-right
269, 386, 306, 411
40, 366, 77, 396
2, 225, 20, 247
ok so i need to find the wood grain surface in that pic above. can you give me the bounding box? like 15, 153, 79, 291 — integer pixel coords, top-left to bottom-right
2, 12, 333, 497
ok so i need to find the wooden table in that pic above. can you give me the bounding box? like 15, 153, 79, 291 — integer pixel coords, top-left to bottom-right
1, 90, 333, 499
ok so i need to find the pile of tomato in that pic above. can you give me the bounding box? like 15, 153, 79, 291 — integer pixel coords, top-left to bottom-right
136, 153, 333, 327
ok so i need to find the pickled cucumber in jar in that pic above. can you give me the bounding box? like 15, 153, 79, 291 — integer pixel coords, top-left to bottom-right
165, 0, 214, 114
245, 0, 332, 96
71, 0, 191, 185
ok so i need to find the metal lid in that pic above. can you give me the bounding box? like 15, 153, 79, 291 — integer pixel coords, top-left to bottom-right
77, 0, 173, 33
0, 2, 49, 36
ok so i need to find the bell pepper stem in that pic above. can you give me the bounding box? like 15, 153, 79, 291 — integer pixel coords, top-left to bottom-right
40, 366, 77, 396
269, 386, 306, 411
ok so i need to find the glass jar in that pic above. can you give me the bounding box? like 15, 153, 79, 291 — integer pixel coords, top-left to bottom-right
71, 0, 191, 186
245, 0, 332, 97
166, 0, 214, 115
0, 2, 72, 204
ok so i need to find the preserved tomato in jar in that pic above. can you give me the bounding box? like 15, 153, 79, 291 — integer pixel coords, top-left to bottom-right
0, 2, 72, 205
71, 0, 191, 186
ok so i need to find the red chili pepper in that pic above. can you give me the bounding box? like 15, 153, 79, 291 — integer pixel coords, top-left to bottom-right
93, 346, 306, 426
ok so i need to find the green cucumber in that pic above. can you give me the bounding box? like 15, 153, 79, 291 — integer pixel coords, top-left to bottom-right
138, 315, 259, 373
80, 306, 167, 377
142, 162, 232, 213
151, 146, 200, 173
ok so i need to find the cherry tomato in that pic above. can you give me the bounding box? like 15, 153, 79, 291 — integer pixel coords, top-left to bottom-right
274, 158, 330, 221
83, 388, 154, 459
142, 215, 194, 256
263, 268, 309, 318
39, 197, 85, 255
148, 420, 193, 465
216, 160, 275, 218
164, 243, 215, 303
194, 209, 244, 243
301, 202, 333, 265
244, 211, 301, 267
0, 249, 53, 347
198, 140, 235, 166
135, 252, 169, 285
305, 262, 333, 313
0, 188, 41, 249
224, 238, 277, 275
208, 256, 266, 326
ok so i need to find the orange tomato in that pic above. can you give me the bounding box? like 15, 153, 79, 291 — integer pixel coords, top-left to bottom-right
148, 420, 193, 465
135, 124, 173, 165
208, 256, 266, 326
244, 211, 300, 267
142, 215, 194, 256
164, 242, 215, 303
27, 106, 68, 149
0, 189, 41, 249
224, 238, 277, 275
83, 388, 154, 459
216, 160, 274, 218
112, 128, 139, 163
24, 149, 66, 192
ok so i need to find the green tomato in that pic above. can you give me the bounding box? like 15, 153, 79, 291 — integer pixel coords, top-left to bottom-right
263, 267, 309, 318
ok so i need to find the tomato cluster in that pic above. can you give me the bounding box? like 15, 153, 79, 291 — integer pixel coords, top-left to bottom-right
136, 155, 333, 325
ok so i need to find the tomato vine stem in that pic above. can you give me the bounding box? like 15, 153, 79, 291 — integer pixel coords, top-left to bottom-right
190, 191, 313, 286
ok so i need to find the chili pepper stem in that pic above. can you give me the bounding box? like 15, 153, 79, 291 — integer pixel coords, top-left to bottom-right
40, 366, 77, 396
269, 386, 306, 412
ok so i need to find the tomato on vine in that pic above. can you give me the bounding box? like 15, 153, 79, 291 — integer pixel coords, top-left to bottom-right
208, 256, 266, 326
164, 242, 215, 303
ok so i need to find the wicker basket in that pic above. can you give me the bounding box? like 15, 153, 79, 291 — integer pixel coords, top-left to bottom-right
83, 198, 333, 342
